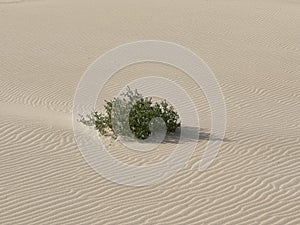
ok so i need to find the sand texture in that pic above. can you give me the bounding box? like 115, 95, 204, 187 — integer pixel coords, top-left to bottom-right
1, 0, 300, 224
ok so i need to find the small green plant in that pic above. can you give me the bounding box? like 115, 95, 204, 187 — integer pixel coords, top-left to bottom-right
79, 87, 181, 140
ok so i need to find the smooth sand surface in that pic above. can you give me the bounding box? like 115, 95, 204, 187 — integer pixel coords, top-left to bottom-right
1, 0, 300, 224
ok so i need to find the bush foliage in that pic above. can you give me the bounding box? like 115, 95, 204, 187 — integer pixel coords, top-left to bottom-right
79, 87, 181, 140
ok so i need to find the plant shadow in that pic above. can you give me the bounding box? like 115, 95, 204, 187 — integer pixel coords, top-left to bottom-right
162, 126, 232, 144
121, 126, 232, 144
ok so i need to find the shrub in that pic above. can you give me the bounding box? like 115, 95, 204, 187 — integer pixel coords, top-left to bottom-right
79, 87, 180, 140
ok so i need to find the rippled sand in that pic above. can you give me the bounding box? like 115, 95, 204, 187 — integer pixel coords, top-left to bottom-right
1, 0, 300, 224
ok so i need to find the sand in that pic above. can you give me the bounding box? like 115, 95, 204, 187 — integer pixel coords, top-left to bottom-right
1, 0, 300, 224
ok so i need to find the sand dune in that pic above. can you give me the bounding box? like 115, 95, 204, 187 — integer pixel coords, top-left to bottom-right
1, 0, 300, 224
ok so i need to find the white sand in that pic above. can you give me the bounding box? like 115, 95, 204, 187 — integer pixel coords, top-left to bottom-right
1, 0, 300, 224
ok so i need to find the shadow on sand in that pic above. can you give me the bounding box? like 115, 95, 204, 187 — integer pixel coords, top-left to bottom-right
120, 126, 231, 144
162, 126, 231, 144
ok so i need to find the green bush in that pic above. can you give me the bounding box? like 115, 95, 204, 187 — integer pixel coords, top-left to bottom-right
79, 87, 180, 140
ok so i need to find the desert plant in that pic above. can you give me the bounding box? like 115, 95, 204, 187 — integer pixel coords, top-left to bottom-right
79, 87, 180, 140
